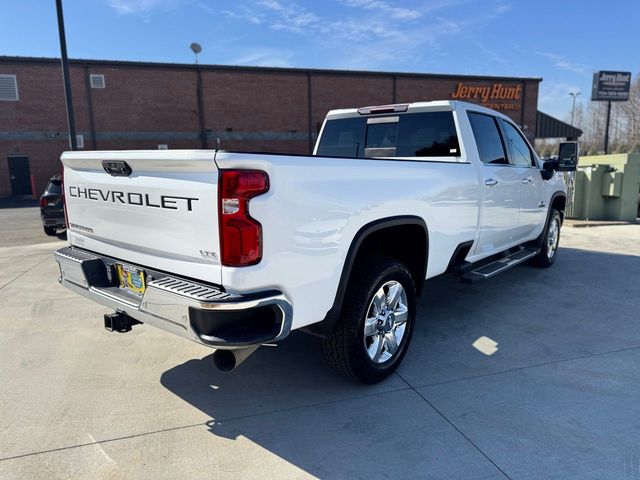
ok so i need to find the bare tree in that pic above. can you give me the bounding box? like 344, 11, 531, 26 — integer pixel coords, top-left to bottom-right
573, 72, 640, 154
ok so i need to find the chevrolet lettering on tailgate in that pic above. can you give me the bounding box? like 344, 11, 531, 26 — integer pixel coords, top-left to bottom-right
68, 186, 199, 211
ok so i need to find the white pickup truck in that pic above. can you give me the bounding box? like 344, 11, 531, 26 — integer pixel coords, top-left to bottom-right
55, 100, 578, 383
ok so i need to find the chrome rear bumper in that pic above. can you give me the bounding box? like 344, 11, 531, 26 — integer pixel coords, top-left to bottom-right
54, 246, 292, 349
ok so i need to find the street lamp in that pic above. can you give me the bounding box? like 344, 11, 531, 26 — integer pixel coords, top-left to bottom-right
190, 42, 206, 148
190, 42, 202, 64
569, 92, 581, 126
55, 0, 77, 150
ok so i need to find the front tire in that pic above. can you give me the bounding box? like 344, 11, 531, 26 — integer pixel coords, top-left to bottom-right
529, 209, 562, 268
44, 226, 57, 236
323, 256, 416, 384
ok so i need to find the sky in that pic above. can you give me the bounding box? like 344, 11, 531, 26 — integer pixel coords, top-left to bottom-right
1, 0, 638, 119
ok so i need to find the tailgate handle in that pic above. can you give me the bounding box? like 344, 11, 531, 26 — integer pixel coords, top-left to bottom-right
102, 161, 132, 177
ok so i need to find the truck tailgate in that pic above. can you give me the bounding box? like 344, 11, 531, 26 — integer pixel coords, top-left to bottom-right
61, 150, 222, 285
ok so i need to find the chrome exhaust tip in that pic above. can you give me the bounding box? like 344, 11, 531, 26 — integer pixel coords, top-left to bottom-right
212, 345, 259, 372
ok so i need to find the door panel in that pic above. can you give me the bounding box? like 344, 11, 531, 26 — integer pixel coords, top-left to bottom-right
519, 168, 547, 238
7, 156, 31, 195
497, 119, 547, 240
467, 111, 522, 256
475, 165, 521, 254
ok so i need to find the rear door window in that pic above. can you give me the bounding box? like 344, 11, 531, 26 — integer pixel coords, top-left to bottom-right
468, 112, 508, 165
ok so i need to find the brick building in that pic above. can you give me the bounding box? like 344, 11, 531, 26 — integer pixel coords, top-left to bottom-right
0, 55, 558, 198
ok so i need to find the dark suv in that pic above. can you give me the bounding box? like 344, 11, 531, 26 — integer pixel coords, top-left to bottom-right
40, 175, 65, 236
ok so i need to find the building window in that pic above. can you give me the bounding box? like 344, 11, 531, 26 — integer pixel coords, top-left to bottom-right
76, 134, 84, 149
90, 74, 105, 89
0, 74, 19, 101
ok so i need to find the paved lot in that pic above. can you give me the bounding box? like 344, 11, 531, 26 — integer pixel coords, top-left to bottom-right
0, 207, 639, 479
0, 199, 66, 247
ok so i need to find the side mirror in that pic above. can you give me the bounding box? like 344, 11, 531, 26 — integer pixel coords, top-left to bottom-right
541, 159, 558, 180
557, 142, 579, 172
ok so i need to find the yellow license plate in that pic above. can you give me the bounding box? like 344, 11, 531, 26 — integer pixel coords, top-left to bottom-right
116, 264, 146, 295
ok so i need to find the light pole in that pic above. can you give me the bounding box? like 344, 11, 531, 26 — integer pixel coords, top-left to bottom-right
190, 42, 201, 64
190, 43, 207, 149
569, 91, 581, 126
55, 0, 77, 150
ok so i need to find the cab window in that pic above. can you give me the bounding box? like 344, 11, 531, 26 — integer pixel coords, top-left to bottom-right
396, 111, 459, 157
500, 120, 534, 167
316, 117, 366, 157
365, 118, 399, 156
468, 112, 507, 165
316, 111, 459, 158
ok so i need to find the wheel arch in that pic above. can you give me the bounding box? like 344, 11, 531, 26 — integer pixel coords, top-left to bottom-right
551, 191, 567, 221
533, 191, 566, 248
303, 215, 429, 337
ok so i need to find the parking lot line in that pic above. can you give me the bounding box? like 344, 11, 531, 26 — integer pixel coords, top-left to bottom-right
0, 255, 51, 290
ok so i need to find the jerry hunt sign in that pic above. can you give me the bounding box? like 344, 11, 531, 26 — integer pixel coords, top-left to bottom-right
450, 83, 522, 110
591, 71, 631, 101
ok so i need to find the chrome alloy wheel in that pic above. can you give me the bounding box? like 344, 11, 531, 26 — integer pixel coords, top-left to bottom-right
547, 217, 560, 260
363, 280, 409, 364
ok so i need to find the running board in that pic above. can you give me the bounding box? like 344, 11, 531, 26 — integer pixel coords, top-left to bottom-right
460, 247, 538, 284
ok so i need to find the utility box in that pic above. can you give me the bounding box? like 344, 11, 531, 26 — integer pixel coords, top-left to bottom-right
601, 171, 622, 197
567, 153, 640, 221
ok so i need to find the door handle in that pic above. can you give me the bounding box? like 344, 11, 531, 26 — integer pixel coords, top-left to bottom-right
484, 178, 498, 187
521, 177, 533, 184
10, 175, 16, 180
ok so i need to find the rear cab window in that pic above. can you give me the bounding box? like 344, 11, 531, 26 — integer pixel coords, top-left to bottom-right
316, 111, 460, 160
316, 117, 366, 157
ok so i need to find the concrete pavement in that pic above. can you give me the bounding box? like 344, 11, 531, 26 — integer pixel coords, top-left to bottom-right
0, 199, 66, 247
0, 208, 639, 479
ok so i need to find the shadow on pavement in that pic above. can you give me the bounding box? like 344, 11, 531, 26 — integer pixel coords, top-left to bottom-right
0, 197, 39, 209
160, 246, 640, 478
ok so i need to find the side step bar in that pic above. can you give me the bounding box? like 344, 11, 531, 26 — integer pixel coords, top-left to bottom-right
460, 247, 538, 284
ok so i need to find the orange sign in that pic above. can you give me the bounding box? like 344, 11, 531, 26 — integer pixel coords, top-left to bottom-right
451, 82, 522, 111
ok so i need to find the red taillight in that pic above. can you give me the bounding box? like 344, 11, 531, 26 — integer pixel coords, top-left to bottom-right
39, 197, 46, 209
218, 170, 269, 267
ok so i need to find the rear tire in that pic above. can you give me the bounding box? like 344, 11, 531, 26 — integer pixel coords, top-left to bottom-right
323, 255, 416, 384
529, 209, 562, 268
44, 226, 57, 236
